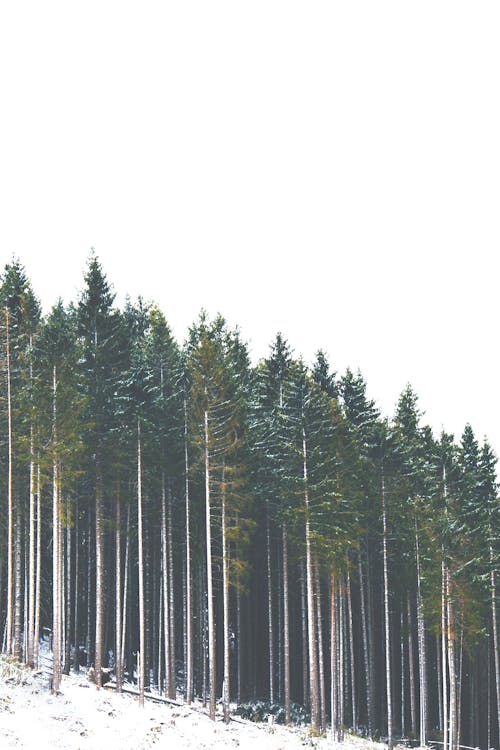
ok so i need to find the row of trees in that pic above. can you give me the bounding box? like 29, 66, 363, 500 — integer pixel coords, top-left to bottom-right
0, 255, 498, 749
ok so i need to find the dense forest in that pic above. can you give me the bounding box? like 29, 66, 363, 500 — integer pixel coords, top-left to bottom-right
0, 255, 498, 750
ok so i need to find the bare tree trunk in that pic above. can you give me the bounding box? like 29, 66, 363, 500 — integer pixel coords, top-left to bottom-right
95, 464, 104, 689
301, 564, 309, 708
167, 484, 176, 699
27, 426, 35, 667
205, 408, 216, 721
34, 462, 41, 668
115, 487, 122, 692
236, 573, 242, 706
73, 499, 79, 673
415, 521, 427, 745
315, 558, 326, 731
407, 593, 416, 736
347, 569, 357, 733
436, 633, 443, 735
13, 492, 22, 661
490, 544, 500, 745
282, 525, 291, 725
381, 466, 393, 748
121, 503, 130, 674
222, 463, 230, 723
184, 398, 193, 704
5, 307, 13, 657
330, 570, 337, 739
52, 365, 62, 693
442, 561, 449, 750
303, 428, 319, 731
359, 550, 372, 737
137, 418, 145, 707
64, 500, 71, 675
401, 608, 406, 737
161, 476, 171, 698
266, 500, 274, 704
447, 570, 457, 750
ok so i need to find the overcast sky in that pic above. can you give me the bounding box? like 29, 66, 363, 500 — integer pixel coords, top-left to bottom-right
1, 2, 499, 454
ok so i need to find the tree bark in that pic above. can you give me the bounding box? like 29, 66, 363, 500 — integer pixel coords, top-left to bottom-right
137, 418, 145, 707
303, 428, 319, 731
381, 465, 393, 748
205, 407, 216, 720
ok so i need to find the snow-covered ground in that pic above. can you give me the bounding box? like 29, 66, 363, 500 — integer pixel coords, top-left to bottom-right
0, 657, 388, 750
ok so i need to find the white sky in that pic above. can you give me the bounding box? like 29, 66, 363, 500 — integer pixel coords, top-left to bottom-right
1, 2, 499, 454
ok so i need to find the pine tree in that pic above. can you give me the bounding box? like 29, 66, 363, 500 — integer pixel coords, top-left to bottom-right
77, 253, 121, 687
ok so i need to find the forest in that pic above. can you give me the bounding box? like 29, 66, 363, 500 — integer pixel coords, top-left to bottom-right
0, 255, 498, 750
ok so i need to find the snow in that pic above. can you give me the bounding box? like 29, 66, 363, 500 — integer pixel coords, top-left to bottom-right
0, 657, 388, 750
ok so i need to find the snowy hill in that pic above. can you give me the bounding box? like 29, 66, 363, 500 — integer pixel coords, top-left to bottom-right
0, 657, 388, 750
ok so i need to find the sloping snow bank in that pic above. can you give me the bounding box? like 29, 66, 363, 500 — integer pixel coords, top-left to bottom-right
0, 659, 386, 750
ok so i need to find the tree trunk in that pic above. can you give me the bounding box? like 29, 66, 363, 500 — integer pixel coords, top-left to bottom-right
381, 465, 393, 748
266, 500, 274, 704
52, 367, 61, 692
161, 476, 171, 698
303, 428, 319, 731
167, 484, 176, 699
5, 307, 13, 657
222, 463, 230, 723
115, 486, 122, 692
490, 544, 500, 746
137, 418, 145, 707
330, 570, 337, 739
27, 426, 35, 667
407, 593, 416, 737
315, 558, 326, 731
359, 550, 372, 737
205, 408, 216, 720
184, 397, 193, 704
346, 569, 357, 733
34, 461, 41, 668
283, 525, 291, 725
95, 463, 104, 689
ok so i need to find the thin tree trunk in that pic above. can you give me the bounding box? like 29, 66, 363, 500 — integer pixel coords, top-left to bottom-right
401, 608, 406, 738
301, 565, 309, 708
436, 633, 443, 735
137, 418, 145, 707
5, 307, 13, 657
442, 561, 449, 750
303, 428, 319, 731
282, 525, 291, 725
95, 463, 104, 689
115, 486, 122, 692
490, 544, 500, 745
167, 483, 176, 699
447, 569, 457, 750
359, 550, 372, 737
121, 503, 131, 674
52, 365, 61, 693
330, 569, 337, 739
27, 425, 35, 667
407, 593, 416, 736
315, 558, 326, 732
381, 465, 393, 748
266, 500, 274, 704
161, 476, 171, 698
184, 397, 193, 704
222, 463, 230, 723
73, 499, 79, 673
64, 501, 71, 674
346, 569, 357, 733
415, 520, 427, 745
205, 407, 216, 720
34, 461, 42, 668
